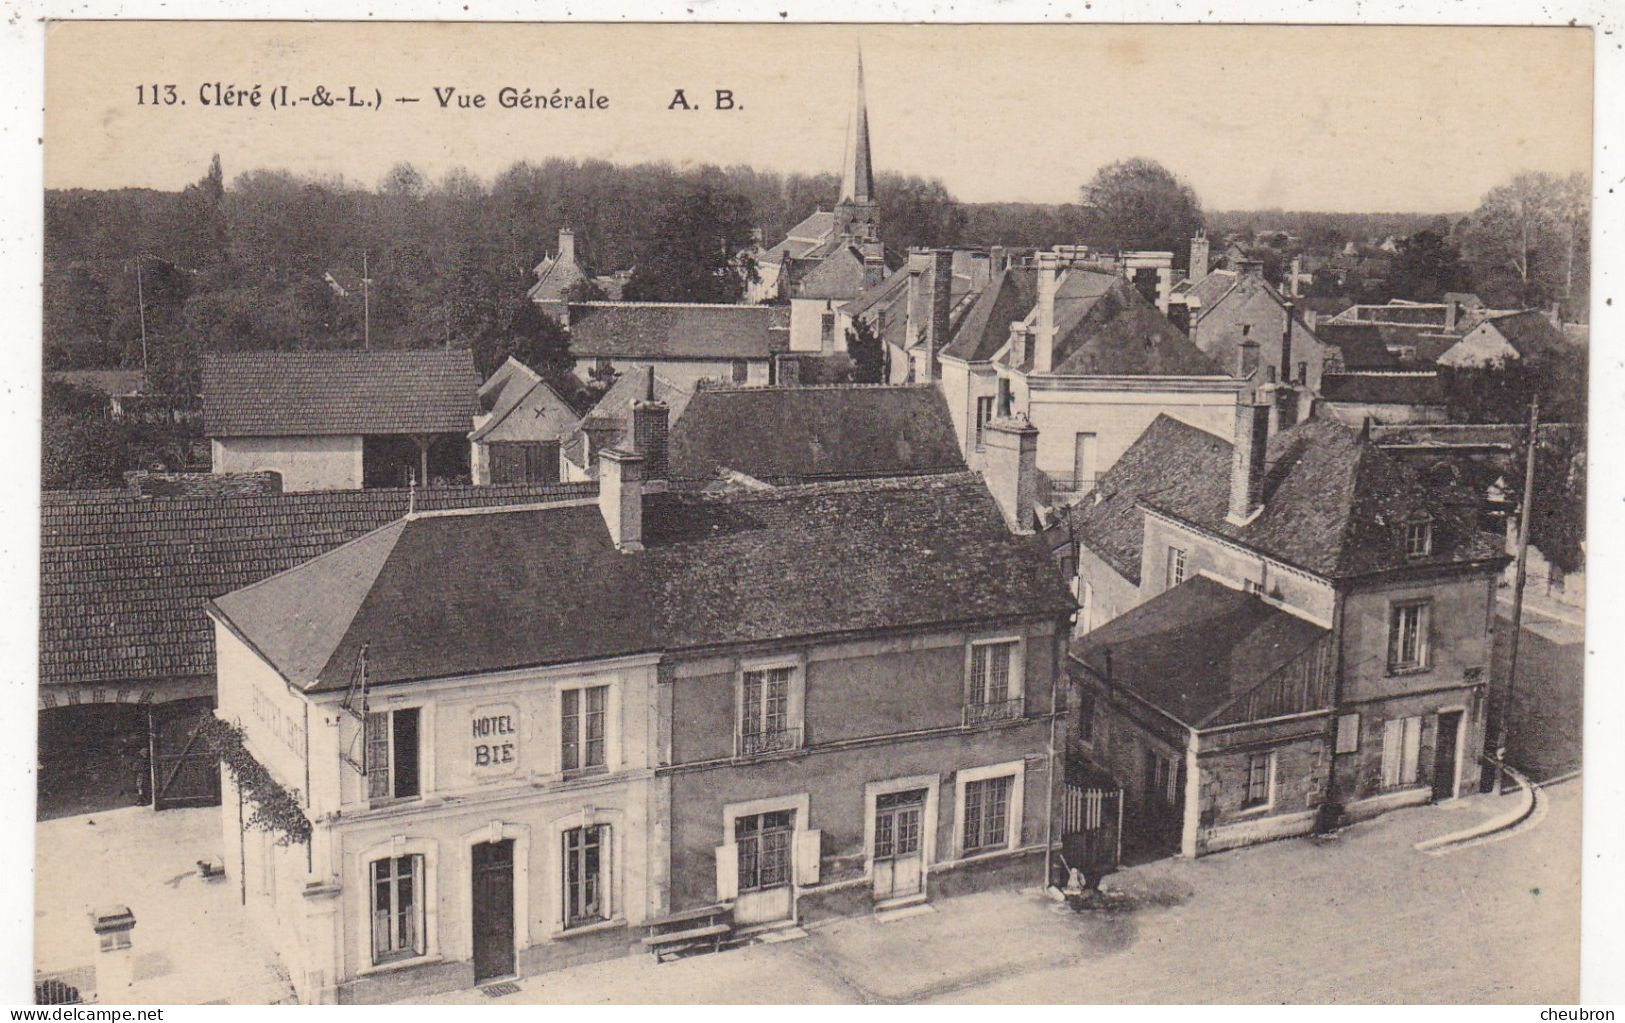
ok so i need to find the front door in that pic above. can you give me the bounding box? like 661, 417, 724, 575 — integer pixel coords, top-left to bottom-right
1433, 711, 1463, 801
471, 840, 515, 983
733, 810, 795, 925
872, 789, 926, 901
150, 698, 221, 811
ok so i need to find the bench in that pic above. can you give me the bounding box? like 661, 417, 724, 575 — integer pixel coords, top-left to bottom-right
642, 905, 733, 963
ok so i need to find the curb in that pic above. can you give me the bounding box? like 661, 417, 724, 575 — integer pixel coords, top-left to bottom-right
1413, 764, 1540, 855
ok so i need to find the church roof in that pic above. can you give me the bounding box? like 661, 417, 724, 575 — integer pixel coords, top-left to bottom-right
840, 53, 875, 205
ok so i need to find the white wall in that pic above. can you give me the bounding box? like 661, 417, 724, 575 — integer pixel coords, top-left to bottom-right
1023, 381, 1237, 491
213, 435, 364, 492
789, 297, 845, 353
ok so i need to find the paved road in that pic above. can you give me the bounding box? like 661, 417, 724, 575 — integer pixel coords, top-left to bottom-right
434, 782, 1579, 1005
1492, 603, 1584, 781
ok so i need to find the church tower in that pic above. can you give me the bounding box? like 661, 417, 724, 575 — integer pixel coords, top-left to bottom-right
833, 51, 880, 243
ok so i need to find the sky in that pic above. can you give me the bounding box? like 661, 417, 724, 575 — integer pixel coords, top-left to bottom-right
45, 22, 1593, 212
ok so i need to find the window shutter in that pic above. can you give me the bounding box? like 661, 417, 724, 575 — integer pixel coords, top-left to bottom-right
1335, 713, 1360, 754
795, 829, 822, 886
1401, 717, 1422, 785
715, 844, 739, 901
1381, 719, 1402, 788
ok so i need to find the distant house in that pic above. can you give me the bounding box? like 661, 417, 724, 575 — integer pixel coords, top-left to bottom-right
1320, 295, 1490, 363
203, 350, 478, 492
1317, 372, 1449, 426
561, 366, 693, 482
940, 251, 1237, 500
47, 368, 188, 423
526, 228, 629, 308
1066, 406, 1506, 857
561, 302, 789, 391
1437, 309, 1570, 368
667, 383, 966, 486
842, 248, 980, 383
36, 480, 594, 819
1173, 261, 1337, 394
469, 358, 579, 485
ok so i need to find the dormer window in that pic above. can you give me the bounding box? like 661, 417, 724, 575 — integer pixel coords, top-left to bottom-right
1405, 519, 1433, 558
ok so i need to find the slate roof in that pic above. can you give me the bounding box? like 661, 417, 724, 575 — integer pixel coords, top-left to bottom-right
1311, 322, 1402, 370
203, 350, 478, 438
1071, 413, 1503, 583
39, 482, 597, 690
1182, 269, 1240, 314
565, 302, 789, 361
211, 473, 1077, 691
1071, 576, 1331, 728
667, 385, 966, 483
1474, 310, 1570, 360
1319, 372, 1445, 406
1009, 273, 1220, 377
527, 248, 593, 304
942, 268, 1039, 363
795, 246, 871, 301
759, 211, 837, 266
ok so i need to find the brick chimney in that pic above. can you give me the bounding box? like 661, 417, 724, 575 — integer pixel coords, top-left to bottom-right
983, 415, 1039, 534
1280, 302, 1295, 381
631, 397, 669, 480
1227, 400, 1271, 525
1190, 231, 1210, 280
1444, 295, 1460, 333
924, 248, 953, 382
863, 250, 887, 287
598, 448, 644, 551
558, 228, 576, 265
1034, 251, 1060, 374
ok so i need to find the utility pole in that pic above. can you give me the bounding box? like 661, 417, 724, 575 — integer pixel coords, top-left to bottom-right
361, 250, 373, 350
134, 253, 149, 374
1495, 397, 1540, 791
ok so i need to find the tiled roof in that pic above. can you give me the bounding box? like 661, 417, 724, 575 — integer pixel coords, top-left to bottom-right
526, 250, 592, 304
1311, 322, 1402, 370
1037, 274, 1222, 377
1182, 269, 1240, 314
1071, 576, 1331, 728
942, 268, 1038, 363
39, 482, 598, 690
1475, 310, 1570, 360
1072, 413, 1503, 582
668, 385, 966, 483
212, 473, 1077, 691
794, 246, 871, 301
758, 211, 837, 266
1319, 372, 1445, 406
566, 302, 789, 360
470, 359, 578, 443
202, 350, 478, 438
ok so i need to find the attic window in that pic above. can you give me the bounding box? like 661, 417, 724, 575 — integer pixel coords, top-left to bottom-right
1405, 519, 1433, 558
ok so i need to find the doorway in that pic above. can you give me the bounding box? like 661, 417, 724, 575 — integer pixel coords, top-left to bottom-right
471, 839, 515, 983
872, 789, 926, 901
1433, 710, 1464, 801
732, 810, 795, 925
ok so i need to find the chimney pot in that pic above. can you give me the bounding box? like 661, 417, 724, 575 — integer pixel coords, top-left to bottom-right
558, 228, 576, 264
598, 449, 644, 551
1190, 231, 1210, 280
1035, 251, 1060, 374
983, 415, 1040, 534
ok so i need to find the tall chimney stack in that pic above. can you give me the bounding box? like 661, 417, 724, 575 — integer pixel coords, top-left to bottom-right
1227, 399, 1271, 525
598, 449, 644, 551
1280, 302, 1295, 382
1034, 251, 1060, 374
983, 415, 1040, 534
558, 227, 577, 265
924, 248, 954, 383
1190, 231, 1210, 280
630, 395, 670, 481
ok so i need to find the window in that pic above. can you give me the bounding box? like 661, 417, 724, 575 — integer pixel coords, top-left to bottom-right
1143, 748, 1175, 807
365, 707, 421, 802
1406, 519, 1433, 557
1381, 716, 1423, 788
967, 640, 1022, 724
1243, 752, 1273, 808
1166, 546, 1187, 589
370, 855, 425, 964
562, 825, 608, 928
1335, 712, 1361, 754
820, 311, 835, 343
561, 686, 608, 774
1297, 361, 1308, 384
1243, 579, 1262, 595
740, 667, 795, 755
962, 775, 1013, 853
974, 396, 995, 449
736, 810, 794, 891
1388, 601, 1431, 672
731, 359, 749, 384
1076, 688, 1095, 745
1080, 580, 1094, 634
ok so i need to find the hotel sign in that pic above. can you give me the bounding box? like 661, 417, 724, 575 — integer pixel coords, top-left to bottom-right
471, 704, 519, 775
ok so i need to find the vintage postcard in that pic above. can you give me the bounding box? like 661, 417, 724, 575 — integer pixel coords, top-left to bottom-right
24, 18, 1600, 1006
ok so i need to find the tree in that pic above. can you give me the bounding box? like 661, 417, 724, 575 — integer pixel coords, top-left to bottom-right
845, 318, 886, 383
1459, 171, 1589, 314
1079, 158, 1205, 259
473, 297, 573, 384
623, 180, 758, 304
877, 173, 967, 250
1505, 423, 1587, 575
1388, 230, 1469, 302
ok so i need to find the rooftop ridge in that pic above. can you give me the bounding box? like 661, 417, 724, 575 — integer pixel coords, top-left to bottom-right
681, 469, 983, 504
568, 300, 772, 311
696, 382, 939, 393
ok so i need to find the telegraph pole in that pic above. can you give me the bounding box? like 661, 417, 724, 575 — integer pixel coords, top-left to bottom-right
134, 253, 149, 373
361, 251, 373, 350
1495, 397, 1540, 791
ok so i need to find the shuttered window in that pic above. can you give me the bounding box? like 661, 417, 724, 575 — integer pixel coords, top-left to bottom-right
365, 708, 420, 802
1381, 716, 1423, 788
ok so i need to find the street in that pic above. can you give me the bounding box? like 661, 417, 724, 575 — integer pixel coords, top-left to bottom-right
1493, 598, 1585, 781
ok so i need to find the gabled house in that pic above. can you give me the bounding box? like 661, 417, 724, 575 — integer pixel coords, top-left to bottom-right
206, 403, 1074, 1002
203, 351, 479, 491
562, 302, 789, 391
1066, 404, 1507, 858
666, 383, 966, 486
940, 250, 1238, 502
1437, 309, 1570, 368
469, 358, 579, 485
843, 248, 981, 383
560, 366, 692, 482
1174, 262, 1338, 395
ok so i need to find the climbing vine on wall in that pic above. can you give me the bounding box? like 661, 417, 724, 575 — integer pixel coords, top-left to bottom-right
198, 714, 312, 847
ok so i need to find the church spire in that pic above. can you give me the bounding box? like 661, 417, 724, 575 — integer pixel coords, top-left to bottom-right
840, 49, 874, 205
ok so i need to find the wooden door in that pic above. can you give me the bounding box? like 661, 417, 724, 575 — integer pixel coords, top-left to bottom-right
872, 790, 926, 901
1433, 711, 1463, 801
150, 698, 221, 811
471, 840, 515, 982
